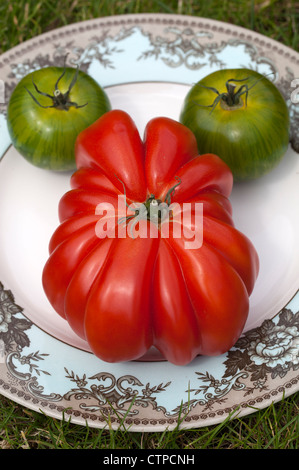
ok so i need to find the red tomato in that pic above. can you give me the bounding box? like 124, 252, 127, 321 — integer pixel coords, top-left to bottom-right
42, 110, 259, 365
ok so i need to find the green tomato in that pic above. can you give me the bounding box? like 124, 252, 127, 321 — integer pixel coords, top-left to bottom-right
7, 65, 111, 171
180, 69, 290, 181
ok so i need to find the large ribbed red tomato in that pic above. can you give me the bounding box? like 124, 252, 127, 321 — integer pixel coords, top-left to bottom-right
42, 110, 259, 365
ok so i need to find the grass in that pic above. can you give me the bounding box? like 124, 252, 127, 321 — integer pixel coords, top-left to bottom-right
0, 392, 298, 449
0, 0, 298, 54
0, 0, 298, 450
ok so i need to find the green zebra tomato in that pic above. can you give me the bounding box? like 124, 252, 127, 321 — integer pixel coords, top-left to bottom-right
180, 69, 290, 180
7, 64, 111, 171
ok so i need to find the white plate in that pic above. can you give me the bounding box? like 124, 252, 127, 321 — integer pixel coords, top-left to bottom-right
0, 14, 298, 432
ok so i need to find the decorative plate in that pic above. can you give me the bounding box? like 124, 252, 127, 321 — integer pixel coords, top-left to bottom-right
0, 14, 298, 432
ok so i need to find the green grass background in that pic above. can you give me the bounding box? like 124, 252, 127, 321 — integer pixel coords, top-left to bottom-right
0, 0, 298, 449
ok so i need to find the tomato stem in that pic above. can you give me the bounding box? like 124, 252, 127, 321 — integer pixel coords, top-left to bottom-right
116, 175, 182, 232
24, 55, 88, 111
192, 72, 274, 113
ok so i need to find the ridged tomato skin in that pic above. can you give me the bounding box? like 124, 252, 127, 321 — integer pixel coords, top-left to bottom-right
180, 69, 290, 180
7, 67, 111, 171
42, 110, 259, 365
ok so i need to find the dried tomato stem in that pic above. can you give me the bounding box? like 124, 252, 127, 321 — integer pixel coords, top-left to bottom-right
24, 55, 88, 111
193, 72, 274, 113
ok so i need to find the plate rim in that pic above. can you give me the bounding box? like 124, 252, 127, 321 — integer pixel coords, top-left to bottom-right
0, 12, 298, 432
1, 13, 299, 65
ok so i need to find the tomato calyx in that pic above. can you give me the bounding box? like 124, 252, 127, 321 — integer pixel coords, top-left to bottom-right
24, 58, 88, 112
220, 79, 247, 109
192, 73, 273, 113
118, 176, 182, 232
